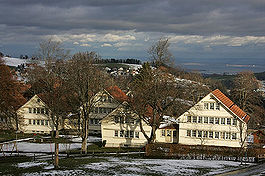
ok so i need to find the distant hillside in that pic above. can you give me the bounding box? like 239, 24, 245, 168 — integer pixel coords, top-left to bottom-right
2, 57, 29, 67
255, 72, 265, 80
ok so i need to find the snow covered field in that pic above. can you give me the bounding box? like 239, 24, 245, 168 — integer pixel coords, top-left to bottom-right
0, 136, 101, 153
16, 156, 252, 176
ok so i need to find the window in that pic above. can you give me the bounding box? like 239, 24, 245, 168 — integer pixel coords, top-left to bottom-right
210, 103, 214, 110
162, 129, 165, 137
232, 133, 237, 140
187, 130, 191, 137
29, 108, 32, 113
37, 108, 40, 114
216, 103, 220, 110
114, 130, 118, 137
103, 108, 107, 113
114, 117, 119, 123
90, 119, 94, 125
209, 131, 213, 138
135, 119, 140, 124
135, 132, 139, 138
209, 117, 214, 124
33, 120, 36, 125
215, 132, 219, 139
204, 117, 208, 123
125, 117, 129, 123
215, 117, 219, 124
198, 116, 202, 123
45, 120, 48, 126
125, 131, 129, 138
45, 109, 49, 115
41, 108, 45, 114
37, 120, 40, 125
95, 119, 99, 125
187, 116, 191, 123
94, 107, 98, 114
233, 118, 237, 126
120, 117, 124, 124
204, 103, 209, 109
227, 118, 231, 125
198, 131, 202, 138
33, 108, 36, 113
167, 130, 171, 136
29, 119, 31, 124
173, 131, 177, 137
120, 130, 124, 137
203, 131, 208, 138
41, 120, 44, 125
192, 130, 196, 137
226, 132, 231, 140
99, 107, 103, 113
222, 132, 226, 139
129, 131, 134, 138
221, 118, 225, 125
192, 116, 197, 123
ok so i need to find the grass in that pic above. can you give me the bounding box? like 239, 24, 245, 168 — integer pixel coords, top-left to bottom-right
0, 130, 36, 143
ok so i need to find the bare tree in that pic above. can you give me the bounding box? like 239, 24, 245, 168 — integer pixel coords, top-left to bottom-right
231, 71, 264, 128
27, 39, 70, 168
65, 52, 109, 153
148, 37, 173, 67
37, 38, 70, 62
128, 63, 178, 143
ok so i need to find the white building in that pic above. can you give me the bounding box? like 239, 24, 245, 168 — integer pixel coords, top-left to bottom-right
175, 89, 249, 148
101, 102, 151, 147
16, 95, 53, 134
101, 89, 250, 148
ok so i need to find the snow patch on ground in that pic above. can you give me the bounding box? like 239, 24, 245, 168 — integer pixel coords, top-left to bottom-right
70, 136, 101, 143
1, 142, 91, 153
83, 157, 250, 175
17, 161, 48, 168
23, 170, 86, 176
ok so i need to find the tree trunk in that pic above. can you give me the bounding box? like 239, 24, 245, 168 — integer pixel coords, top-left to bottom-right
148, 125, 157, 144
54, 130, 59, 169
81, 119, 88, 154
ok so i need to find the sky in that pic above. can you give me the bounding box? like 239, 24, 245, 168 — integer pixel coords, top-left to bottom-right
1, 0, 265, 63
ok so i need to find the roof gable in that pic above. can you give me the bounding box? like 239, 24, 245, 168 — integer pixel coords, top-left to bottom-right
17, 94, 47, 112
105, 86, 128, 102
211, 89, 250, 123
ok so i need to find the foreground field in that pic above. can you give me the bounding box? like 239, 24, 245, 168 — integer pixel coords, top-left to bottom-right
0, 155, 253, 176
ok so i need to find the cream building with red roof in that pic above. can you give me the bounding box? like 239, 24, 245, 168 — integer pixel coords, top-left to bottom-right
101, 89, 250, 148
175, 89, 249, 147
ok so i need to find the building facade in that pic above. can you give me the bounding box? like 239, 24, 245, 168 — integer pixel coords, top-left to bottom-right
101, 89, 250, 148
177, 89, 249, 148
16, 95, 53, 134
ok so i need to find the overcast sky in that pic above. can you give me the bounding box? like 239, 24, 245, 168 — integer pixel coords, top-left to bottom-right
1, 0, 265, 62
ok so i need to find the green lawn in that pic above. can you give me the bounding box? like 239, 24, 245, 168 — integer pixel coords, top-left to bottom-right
0, 130, 35, 143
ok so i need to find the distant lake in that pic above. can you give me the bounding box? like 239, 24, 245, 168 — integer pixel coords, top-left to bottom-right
175, 58, 265, 74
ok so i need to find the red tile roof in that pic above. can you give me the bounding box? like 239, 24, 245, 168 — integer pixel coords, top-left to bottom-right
211, 89, 250, 123
106, 86, 128, 102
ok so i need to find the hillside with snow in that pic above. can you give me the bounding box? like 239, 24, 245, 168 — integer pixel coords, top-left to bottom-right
2, 57, 29, 67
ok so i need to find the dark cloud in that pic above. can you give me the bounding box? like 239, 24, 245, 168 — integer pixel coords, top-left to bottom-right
1, 0, 265, 58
